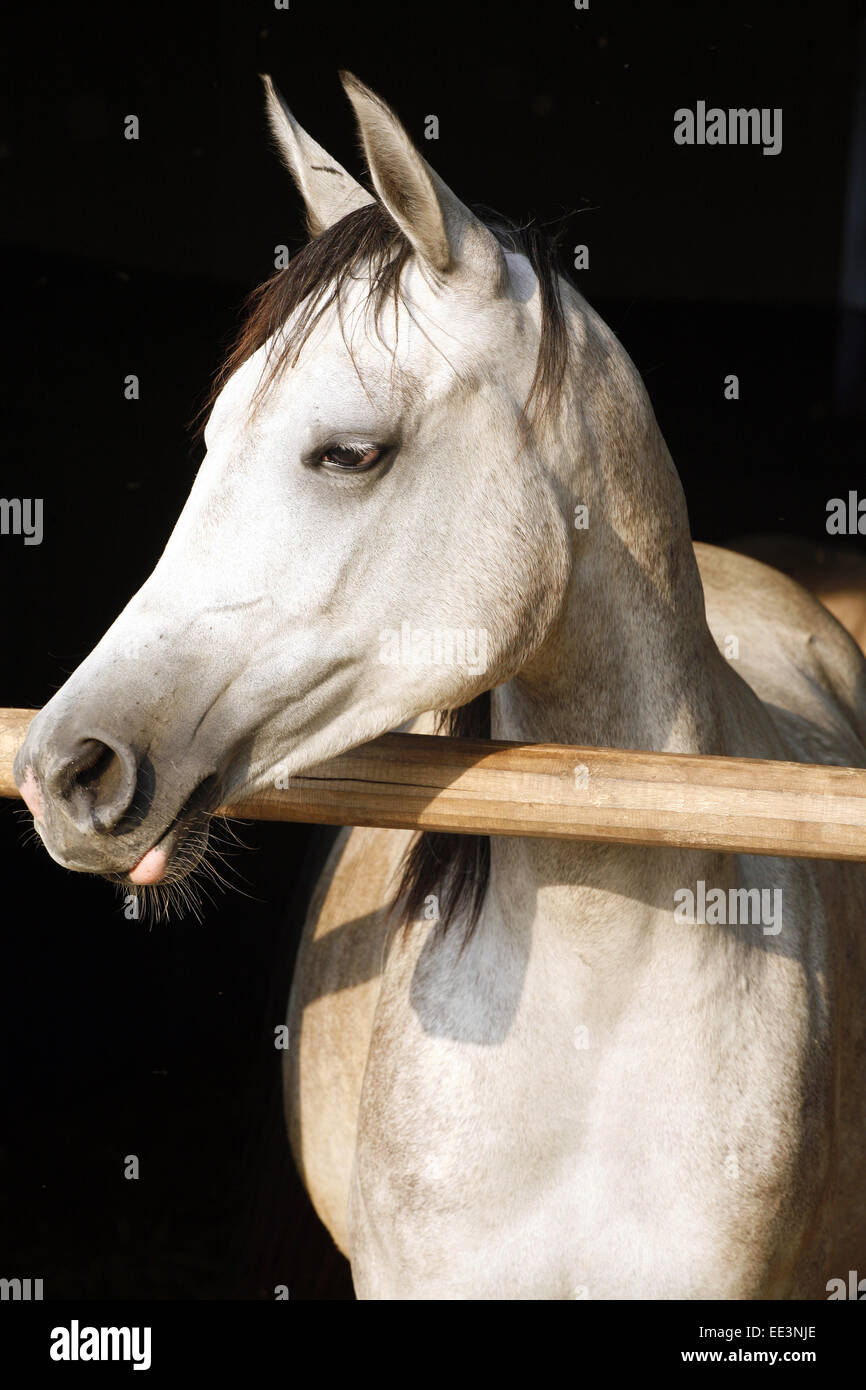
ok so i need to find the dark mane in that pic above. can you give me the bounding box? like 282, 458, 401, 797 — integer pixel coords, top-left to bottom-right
200, 198, 571, 941
199, 198, 569, 438
392, 692, 492, 942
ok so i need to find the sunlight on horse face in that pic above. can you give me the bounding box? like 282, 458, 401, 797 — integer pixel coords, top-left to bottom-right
13, 77, 572, 895
166, 251, 557, 760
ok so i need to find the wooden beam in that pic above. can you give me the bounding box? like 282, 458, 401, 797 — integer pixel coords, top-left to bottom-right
2, 706, 866, 861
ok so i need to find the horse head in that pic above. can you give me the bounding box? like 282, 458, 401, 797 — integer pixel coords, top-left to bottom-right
14, 74, 574, 900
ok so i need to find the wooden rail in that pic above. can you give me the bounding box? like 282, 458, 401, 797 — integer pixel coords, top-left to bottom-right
2, 706, 866, 861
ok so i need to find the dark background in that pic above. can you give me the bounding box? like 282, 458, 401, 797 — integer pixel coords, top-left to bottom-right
0, 0, 863, 1300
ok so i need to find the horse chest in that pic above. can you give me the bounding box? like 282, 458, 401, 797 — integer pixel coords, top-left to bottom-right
347, 922, 826, 1298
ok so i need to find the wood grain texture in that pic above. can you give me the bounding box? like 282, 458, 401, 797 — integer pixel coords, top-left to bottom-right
3, 706, 866, 861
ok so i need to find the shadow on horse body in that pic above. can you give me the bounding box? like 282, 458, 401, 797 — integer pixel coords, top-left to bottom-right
14, 76, 866, 1299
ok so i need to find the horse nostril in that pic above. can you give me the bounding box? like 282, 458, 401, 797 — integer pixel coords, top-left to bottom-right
48, 738, 138, 833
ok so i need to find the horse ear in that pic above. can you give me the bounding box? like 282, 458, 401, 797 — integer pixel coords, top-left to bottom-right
340, 71, 506, 292
261, 75, 374, 237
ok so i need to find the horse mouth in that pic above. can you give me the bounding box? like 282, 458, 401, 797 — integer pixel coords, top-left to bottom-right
115, 776, 222, 888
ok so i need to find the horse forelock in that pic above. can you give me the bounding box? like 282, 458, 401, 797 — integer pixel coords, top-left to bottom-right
197, 201, 571, 444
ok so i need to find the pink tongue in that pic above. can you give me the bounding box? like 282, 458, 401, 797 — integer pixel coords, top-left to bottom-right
129, 846, 167, 885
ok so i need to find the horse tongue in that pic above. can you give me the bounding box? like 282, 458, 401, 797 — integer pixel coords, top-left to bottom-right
129, 846, 167, 885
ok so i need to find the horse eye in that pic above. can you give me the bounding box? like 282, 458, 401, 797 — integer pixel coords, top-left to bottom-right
316, 443, 384, 472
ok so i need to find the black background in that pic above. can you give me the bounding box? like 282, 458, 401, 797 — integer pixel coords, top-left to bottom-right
0, 0, 864, 1301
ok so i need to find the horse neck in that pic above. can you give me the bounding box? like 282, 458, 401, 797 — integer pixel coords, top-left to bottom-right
494, 292, 729, 758
487, 294, 741, 949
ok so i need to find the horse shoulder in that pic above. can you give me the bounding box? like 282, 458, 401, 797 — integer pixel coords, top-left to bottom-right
285, 709, 440, 1253
284, 819, 417, 1255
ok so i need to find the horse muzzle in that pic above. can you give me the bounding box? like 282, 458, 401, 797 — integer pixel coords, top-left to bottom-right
14, 700, 223, 884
